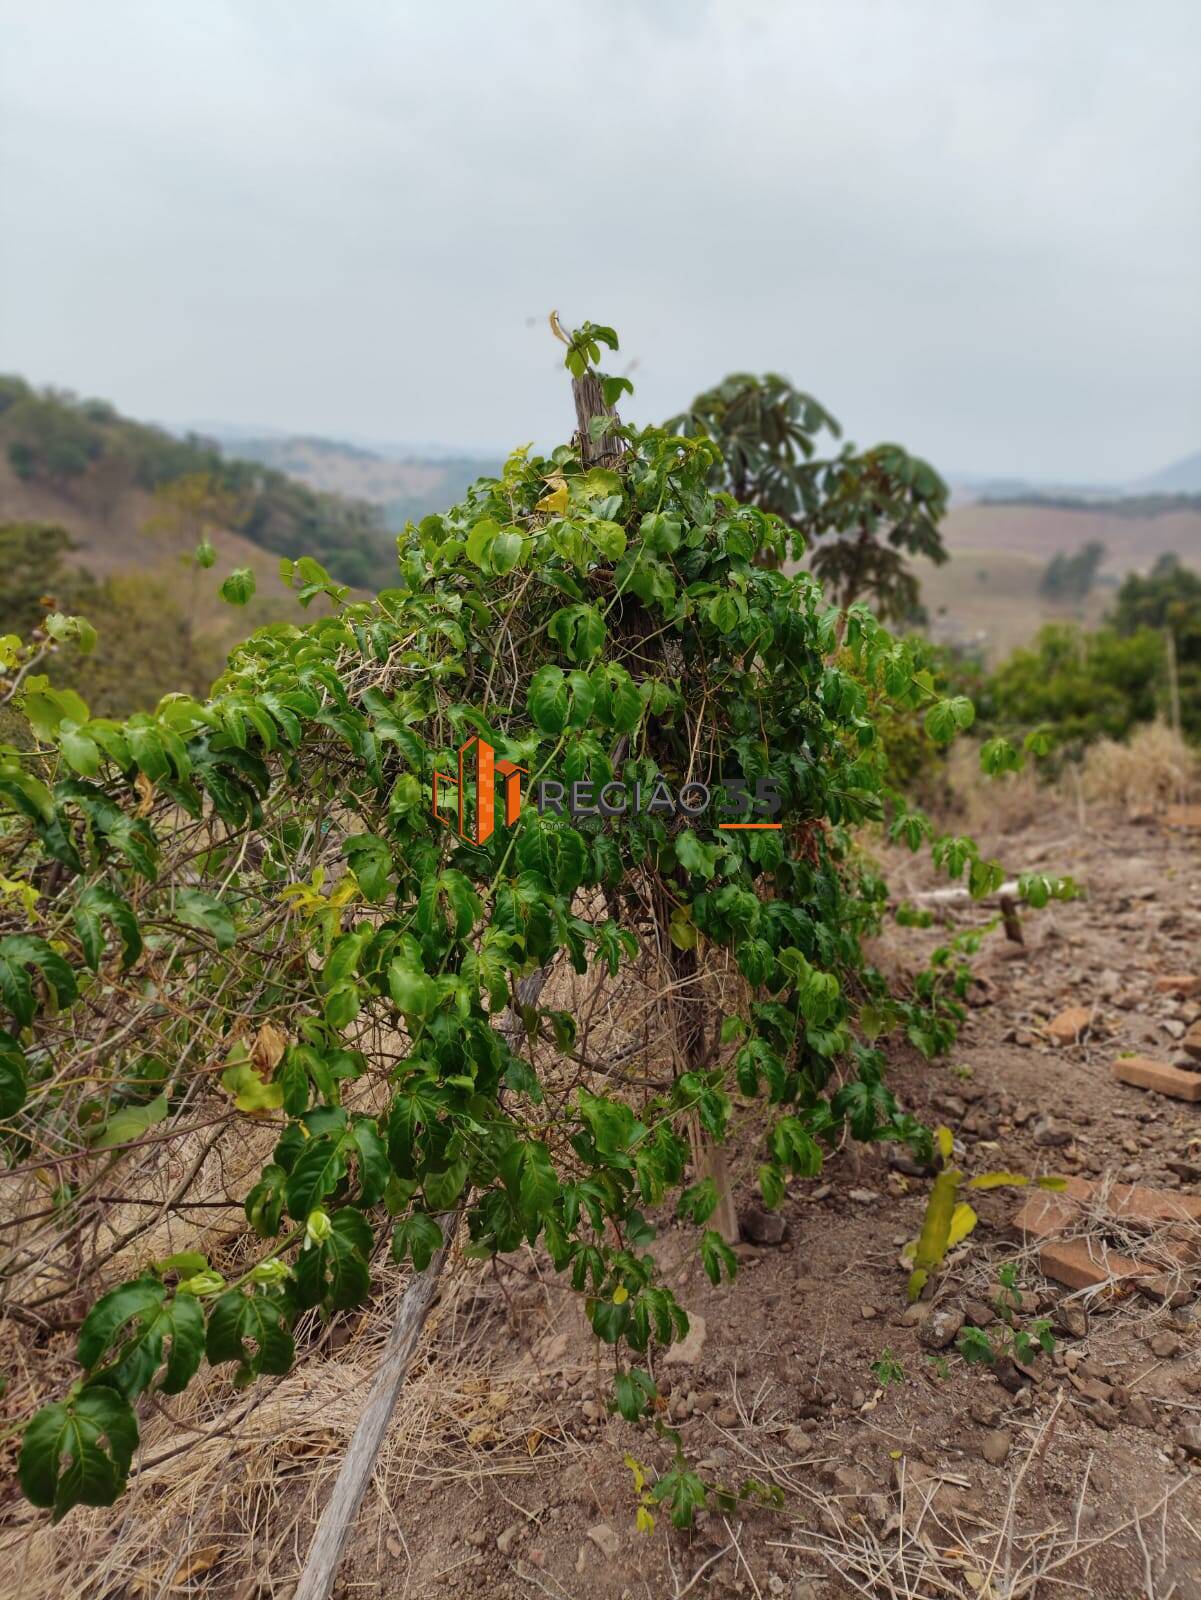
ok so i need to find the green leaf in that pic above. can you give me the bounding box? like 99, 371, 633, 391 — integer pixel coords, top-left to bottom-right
344, 833, 392, 903
708, 591, 743, 634
758, 1163, 785, 1208
0, 1030, 28, 1118
220, 568, 256, 605
0, 934, 78, 1028
73, 886, 142, 971
90, 1093, 169, 1150
388, 960, 436, 1020
295, 1206, 373, 1310
594, 664, 641, 732
392, 1210, 444, 1272
465, 516, 500, 569
700, 1229, 738, 1286
176, 890, 237, 950
58, 720, 101, 776
19, 1385, 138, 1520
490, 528, 524, 574
613, 1366, 657, 1422
78, 1278, 205, 1400
548, 604, 606, 663
423, 1157, 468, 1211
527, 664, 569, 734
45, 612, 97, 654
675, 830, 719, 880
284, 1133, 349, 1219
499, 1140, 558, 1229
206, 1289, 294, 1380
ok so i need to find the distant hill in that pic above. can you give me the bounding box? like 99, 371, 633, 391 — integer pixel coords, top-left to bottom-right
0, 376, 413, 714
0, 375, 396, 589
920, 496, 1201, 662
217, 433, 500, 527
1131, 449, 1201, 495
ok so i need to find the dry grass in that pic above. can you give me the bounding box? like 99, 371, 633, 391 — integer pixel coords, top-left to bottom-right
938, 722, 1197, 844
1080, 721, 1197, 815
0, 1242, 595, 1600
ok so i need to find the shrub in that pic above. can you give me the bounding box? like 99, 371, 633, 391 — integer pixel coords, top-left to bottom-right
1, 328, 1063, 1524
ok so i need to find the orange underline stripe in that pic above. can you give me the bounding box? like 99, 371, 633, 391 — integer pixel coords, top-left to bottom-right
718, 822, 783, 830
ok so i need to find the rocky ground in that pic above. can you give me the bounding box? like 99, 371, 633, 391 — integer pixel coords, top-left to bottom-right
317, 808, 1201, 1600
10, 808, 1197, 1600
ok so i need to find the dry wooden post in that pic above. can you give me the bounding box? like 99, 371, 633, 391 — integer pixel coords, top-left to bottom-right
999, 892, 1024, 945
571, 369, 623, 468
1165, 626, 1186, 807
291, 974, 549, 1600
291, 1211, 457, 1600
569, 354, 739, 1244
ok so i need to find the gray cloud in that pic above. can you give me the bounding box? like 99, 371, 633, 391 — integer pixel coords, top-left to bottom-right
1, 0, 1198, 479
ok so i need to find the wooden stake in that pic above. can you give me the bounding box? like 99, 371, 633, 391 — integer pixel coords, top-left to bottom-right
292, 1211, 457, 1600
291, 971, 549, 1600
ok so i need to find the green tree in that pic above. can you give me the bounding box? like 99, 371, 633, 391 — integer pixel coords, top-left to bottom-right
987, 622, 1164, 747
1039, 540, 1106, 606
667, 373, 948, 620
1112, 555, 1201, 738
0, 522, 77, 630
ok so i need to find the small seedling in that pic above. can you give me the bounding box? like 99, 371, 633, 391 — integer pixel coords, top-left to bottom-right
951, 1062, 974, 1082
870, 1348, 906, 1386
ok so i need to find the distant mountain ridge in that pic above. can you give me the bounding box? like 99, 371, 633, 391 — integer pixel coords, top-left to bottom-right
1131, 449, 1201, 495
207, 431, 501, 527
949, 447, 1201, 504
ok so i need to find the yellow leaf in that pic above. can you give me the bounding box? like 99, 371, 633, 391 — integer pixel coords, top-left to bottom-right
966, 1171, 1029, 1190
527, 1429, 543, 1457
636, 1504, 655, 1535
466, 1423, 499, 1446
947, 1202, 978, 1248
134, 771, 155, 818
220, 1060, 283, 1116
1035, 1175, 1068, 1190
536, 477, 569, 515
612, 1284, 629, 1304
171, 1545, 222, 1584
908, 1167, 961, 1300
935, 1125, 954, 1161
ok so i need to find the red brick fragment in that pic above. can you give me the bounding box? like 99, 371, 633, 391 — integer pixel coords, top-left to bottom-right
1155, 975, 1200, 998
1057, 1174, 1201, 1224
1046, 1005, 1092, 1045
1010, 1197, 1152, 1290
1112, 1057, 1201, 1102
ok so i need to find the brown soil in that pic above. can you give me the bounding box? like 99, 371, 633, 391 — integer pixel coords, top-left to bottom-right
4, 809, 1200, 1600
317, 810, 1201, 1600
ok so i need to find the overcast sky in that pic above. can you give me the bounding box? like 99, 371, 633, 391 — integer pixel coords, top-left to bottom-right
1, 1, 1198, 481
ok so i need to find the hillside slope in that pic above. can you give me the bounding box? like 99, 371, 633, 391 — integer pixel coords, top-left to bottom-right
919, 499, 1201, 660
224, 433, 499, 526
0, 375, 396, 589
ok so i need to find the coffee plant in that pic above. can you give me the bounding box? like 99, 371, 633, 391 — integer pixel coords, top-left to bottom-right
0, 324, 1073, 1524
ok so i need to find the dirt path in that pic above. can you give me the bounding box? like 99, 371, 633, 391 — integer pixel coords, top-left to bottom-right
320, 810, 1200, 1600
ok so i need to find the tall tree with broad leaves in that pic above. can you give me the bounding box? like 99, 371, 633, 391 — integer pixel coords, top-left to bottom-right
666, 372, 949, 623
